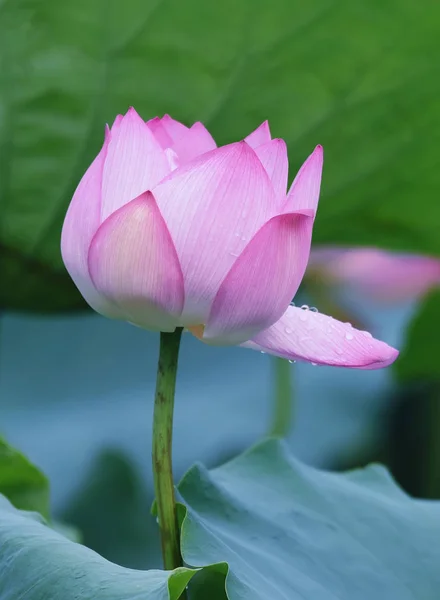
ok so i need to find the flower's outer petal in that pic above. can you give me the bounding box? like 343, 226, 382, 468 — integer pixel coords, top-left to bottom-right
253, 138, 288, 199
160, 114, 189, 143
101, 108, 170, 220
241, 305, 399, 369
172, 122, 217, 164
203, 210, 314, 345
111, 114, 124, 131
153, 142, 276, 326
284, 145, 323, 214
244, 120, 271, 148
88, 192, 185, 331
308, 247, 440, 303
146, 116, 173, 149
61, 131, 121, 318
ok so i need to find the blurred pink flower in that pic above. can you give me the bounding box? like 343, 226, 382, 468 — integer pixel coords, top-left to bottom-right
61, 108, 398, 369
308, 248, 440, 303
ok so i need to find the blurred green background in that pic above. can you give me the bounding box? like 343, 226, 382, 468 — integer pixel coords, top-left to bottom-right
1, 0, 440, 570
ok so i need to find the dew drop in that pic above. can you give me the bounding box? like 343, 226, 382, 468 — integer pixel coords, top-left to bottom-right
301, 304, 309, 310
310, 306, 319, 312
288, 360, 296, 364
260, 351, 266, 354
290, 301, 296, 307
362, 330, 373, 338
345, 332, 354, 341
311, 362, 318, 366
285, 327, 292, 334
299, 312, 308, 322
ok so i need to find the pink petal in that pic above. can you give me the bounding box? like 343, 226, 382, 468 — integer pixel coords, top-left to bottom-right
203, 211, 314, 345
153, 142, 276, 326
171, 122, 217, 164
241, 305, 399, 369
101, 108, 170, 220
61, 131, 121, 318
165, 148, 180, 171
284, 145, 323, 214
146, 116, 173, 149
111, 114, 124, 132
88, 192, 184, 331
308, 247, 440, 303
253, 139, 288, 199
160, 114, 189, 144
244, 120, 271, 149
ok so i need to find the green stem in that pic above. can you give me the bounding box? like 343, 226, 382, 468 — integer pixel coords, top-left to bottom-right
269, 357, 294, 438
152, 328, 184, 572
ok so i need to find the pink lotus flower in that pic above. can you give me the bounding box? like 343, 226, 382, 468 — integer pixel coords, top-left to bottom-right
308, 248, 440, 303
61, 108, 398, 369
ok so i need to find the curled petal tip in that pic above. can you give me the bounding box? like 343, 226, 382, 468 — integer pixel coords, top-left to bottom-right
241, 306, 400, 370
244, 120, 272, 148
285, 144, 324, 213
252, 138, 288, 198
311, 144, 324, 161
126, 106, 144, 120
371, 346, 399, 369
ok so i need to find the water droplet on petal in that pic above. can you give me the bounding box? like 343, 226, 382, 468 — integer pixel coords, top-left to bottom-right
260, 351, 266, 354
311, 362, 318, 366
301, 304, 309, 310
300, 312, 308, 322
362, 330, 373, 338
310, 306, 319, 312
345, 332, 354, 341
288, 359, 296, 364
284, 327, 292, 334
290, 301, 296, 307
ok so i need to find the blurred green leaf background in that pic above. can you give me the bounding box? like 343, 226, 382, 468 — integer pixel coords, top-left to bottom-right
2, 0, 440, 310
1, 0, 440, 578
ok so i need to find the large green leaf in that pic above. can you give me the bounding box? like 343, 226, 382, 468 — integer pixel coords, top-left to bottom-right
0, 437, 49, 518
0, 495, 195, 600
2, 439, 440, 598
1, 0, 439, 310
178, 438, 440, 599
